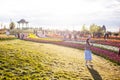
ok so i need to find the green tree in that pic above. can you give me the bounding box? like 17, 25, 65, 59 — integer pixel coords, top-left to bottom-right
81, 24, 86, 31
81, 24, 89, 32
90, 24, 102, 37
97, 26, 103, 33
114, 33, 119, 37
9, 22, 15, 30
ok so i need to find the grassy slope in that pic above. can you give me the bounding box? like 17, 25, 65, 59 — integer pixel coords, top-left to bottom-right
0, 40, 120, 80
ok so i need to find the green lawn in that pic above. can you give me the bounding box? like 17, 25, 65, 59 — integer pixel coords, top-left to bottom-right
0, 40, 120, 80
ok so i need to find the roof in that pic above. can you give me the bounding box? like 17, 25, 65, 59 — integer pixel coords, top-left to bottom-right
17, 19, 28, 23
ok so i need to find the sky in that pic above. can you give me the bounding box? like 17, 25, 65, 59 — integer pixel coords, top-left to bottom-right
0, 0, 120, 32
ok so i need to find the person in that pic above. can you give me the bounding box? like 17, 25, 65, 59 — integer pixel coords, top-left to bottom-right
21, 33, 24, 39
118, 48, 120, 56
104, 32, 109, 40
84, 37, 92, 66
6, 29, 10, 36
17, 33, 20, 39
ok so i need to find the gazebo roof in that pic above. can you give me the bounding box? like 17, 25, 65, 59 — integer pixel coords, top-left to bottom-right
17, 19, 28, 23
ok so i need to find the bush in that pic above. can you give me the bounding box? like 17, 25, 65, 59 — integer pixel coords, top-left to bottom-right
28, 33, 38, 38
0, 34, 17, 40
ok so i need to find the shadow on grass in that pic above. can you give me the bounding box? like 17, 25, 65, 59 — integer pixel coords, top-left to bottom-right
87, 65, 102, 80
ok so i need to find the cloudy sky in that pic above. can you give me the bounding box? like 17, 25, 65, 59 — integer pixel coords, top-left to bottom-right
0, 0, 120, 31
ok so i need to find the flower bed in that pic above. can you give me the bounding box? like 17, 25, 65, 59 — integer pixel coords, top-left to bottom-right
65, 41, 119, 53
77, 37, 120, 47
94, 40, 120, 48
101, 36, 120, 40
53, 42, 120, 64
91, 46, 120, 64
77, 38, 120, 47
24, 38, 120, 64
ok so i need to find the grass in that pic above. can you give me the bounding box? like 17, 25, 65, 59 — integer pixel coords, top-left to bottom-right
0, 39, 120, 79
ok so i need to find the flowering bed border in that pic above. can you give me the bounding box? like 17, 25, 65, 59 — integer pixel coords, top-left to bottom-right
94, 40, 120, 48
77, 38, 120, 47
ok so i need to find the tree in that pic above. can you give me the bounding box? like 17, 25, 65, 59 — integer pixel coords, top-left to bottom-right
81, 24, 86, 32
9, 22, 15, 30
90, 24, 102, 37
81, 24, 89, 33
90, 24, 97, 32
114, 33, 119, 37
81, 24, 90, 37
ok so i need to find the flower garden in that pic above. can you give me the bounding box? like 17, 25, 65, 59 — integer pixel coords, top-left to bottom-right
0, 34, 120, 79
0, 33, 120, 65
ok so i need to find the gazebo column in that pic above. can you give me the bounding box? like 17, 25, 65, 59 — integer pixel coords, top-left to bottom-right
26, 22, 28, 28
20, 23, 22, 30
22, 23, 24, 30
18, 23, 20, 29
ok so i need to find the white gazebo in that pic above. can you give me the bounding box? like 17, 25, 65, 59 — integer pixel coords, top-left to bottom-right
17, 19, 29, 29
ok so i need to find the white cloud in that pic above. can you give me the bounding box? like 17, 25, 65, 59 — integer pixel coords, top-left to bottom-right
0, 0, 120, 31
